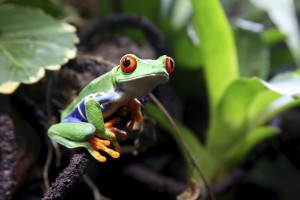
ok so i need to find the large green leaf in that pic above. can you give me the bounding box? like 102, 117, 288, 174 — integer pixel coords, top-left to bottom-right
206, 78, 265, 158
0, 5, 78, 94
191, 0, 239, 115
250, 0, 300, 67
206, 72, 300, 157
262, 72, 300, 97
245, 90, 281, 129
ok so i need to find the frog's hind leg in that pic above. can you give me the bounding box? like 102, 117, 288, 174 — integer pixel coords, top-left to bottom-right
48, 122, 95, 146
48, 122, 119, 162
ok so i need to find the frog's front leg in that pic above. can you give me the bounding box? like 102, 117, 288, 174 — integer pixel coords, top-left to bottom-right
84, 98, 121, 152
48, 123, 119, 162
124, 99, 143, 130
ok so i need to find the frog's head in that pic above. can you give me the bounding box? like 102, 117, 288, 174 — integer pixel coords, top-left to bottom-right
114, 54, 175, 98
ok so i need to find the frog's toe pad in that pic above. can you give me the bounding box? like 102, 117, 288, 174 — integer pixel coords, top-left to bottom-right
96, 154, 107, 162
104, 149, 120, 158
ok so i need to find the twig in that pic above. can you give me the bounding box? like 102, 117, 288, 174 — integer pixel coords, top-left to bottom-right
43, 138, 53, 191
42, 150, 90, 200
149, 93, 216, 200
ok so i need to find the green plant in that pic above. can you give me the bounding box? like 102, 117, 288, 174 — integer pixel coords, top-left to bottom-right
146, 0, 300, 186
0, 4, 78, 94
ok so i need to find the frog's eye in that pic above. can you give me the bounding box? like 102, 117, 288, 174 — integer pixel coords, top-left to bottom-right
166, 56, 175, 73
120, 55, 137, 73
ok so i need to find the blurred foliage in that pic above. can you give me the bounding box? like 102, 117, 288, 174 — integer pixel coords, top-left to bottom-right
0, 3, 78, 93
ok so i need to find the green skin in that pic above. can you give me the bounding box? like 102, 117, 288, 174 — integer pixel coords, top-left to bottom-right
48, 54, 170, 161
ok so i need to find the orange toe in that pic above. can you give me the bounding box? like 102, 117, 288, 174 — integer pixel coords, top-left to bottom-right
89, 136, 120, 161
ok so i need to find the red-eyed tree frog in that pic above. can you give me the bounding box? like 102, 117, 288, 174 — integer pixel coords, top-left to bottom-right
48, 54, 175, 162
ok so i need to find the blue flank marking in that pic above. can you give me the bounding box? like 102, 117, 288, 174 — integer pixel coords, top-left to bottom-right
62, 92, 117, 123
63, 105, 87, 123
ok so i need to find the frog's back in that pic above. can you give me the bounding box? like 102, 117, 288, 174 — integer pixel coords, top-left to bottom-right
61, 70, 115, 120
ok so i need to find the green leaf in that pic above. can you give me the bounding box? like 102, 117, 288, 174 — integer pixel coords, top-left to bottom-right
207, 72, 300, 158
255, 96, 300, 127
206, 78, 266, 158
262, 72, 300, 97
250, 0, 300, 67
0, 5, 78, 93
206, 73, 300, 154
191, 0, 239, 115
234, 19, 270, 79
246, 90, 281, 129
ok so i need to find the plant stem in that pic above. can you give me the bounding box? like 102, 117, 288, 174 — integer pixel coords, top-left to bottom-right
149, 93, 216, 200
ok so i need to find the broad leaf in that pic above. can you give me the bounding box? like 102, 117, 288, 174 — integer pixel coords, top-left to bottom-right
262, 72, 300, 97
246, 90, 281, 128
191, 0, 239, 116
206, 78, 265, 158
207, 72, 300, 154
0, 5, 78, 93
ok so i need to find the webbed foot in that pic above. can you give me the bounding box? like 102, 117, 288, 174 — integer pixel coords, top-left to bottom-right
125, 99, 143, 130
88, 136, 120, 162
105, 117, 127, 139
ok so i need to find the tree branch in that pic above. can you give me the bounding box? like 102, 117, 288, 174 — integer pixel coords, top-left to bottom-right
42, 150, 90, 200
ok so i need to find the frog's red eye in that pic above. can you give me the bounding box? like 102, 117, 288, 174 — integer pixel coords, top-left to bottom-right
166, 56, 175, 73
120, 55, 137, 73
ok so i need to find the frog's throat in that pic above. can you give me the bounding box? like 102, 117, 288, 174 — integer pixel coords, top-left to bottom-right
117, 74, 168, 98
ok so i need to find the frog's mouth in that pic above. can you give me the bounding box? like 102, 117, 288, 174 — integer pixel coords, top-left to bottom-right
118, 74, 168, 98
